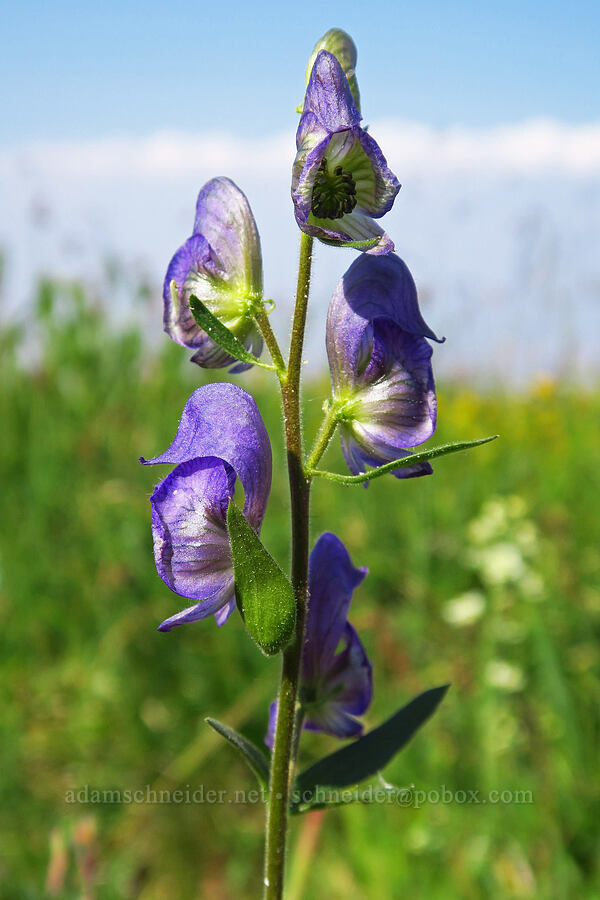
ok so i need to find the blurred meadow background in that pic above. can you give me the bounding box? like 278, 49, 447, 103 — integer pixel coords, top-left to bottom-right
1, 2, 600, 898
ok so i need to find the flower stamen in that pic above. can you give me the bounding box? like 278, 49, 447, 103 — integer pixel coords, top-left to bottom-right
311, 158, 357, 220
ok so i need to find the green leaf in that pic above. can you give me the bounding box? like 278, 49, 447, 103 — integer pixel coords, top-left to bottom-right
292, 685, 449, 811
308, 436, 498, 484
205, 717, 270, 790
187, 290, 275, 371
290, 784, 405, 815
227, 501, 296, 656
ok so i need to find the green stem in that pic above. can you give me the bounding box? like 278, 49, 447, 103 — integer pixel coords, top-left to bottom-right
290, 705, 306, 778
263, 233, 314, 899
305, 403, 339, 471
255, 307, 287, 376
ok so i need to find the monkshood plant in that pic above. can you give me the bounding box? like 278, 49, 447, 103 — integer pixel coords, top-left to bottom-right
140, 28, 496, 898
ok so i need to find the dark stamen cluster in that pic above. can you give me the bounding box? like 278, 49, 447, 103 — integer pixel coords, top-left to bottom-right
311, 158, 357, 220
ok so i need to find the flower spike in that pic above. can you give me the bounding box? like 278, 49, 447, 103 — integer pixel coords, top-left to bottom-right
292, 51, 400, 254
164, 177, 264, 372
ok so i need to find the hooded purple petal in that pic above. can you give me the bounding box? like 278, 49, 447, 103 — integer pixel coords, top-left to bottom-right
151, 457, 234, 598
141, 385, 271, 630
301, 50, 361, 133
329, 623, 374, 715
295, 208, 394, 255
292, 125, 331, 230
302, 533, 367, 683
351, 318, 437, 448
327, 255, 440, 477
292, 52, 400, 253
158, 591, 236, 632
304, 29, 361, 114
140, 383, 271, 530
327, 254, 443, 390
303, 706, 364, 739
163, 178, 264, 370
213, 596, 237, 627
265, 533, 372, 746
163, 234, 224, 350
303, 622, 373, 738
265, 700, 278, 751
151, 457, 237, 631
193, 177, 263, 299
355, 130, 402, 217
188, 334, 244, 371
188, 321, 263, 373
340, 431, 433, 481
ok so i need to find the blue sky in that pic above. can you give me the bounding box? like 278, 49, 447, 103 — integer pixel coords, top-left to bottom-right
2, 1, 599, 384
3, 0, 599, 144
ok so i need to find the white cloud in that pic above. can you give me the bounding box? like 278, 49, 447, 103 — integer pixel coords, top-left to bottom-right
376, 119, 600, 176
2, 119, 600, 180
1, 119, 599, 384
0, 132, 291, 180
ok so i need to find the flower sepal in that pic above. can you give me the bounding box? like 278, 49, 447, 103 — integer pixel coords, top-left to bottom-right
299, 28, 361, 114
265, 533, 372, 748
164, 177, 266, 372
326, 254, 442, 479
140, 383, 272, 630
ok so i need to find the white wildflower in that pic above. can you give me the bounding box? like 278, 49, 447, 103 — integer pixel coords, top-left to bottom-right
485, 660, 525, 692
442, 591, 486, 627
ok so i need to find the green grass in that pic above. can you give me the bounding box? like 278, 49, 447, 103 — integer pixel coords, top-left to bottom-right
1, 279, 599, 898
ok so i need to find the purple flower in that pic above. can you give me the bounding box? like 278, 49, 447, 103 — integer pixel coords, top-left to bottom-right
266, 533, 372, 746
292, 50, 400, 254
163, 177, 264, 372
326, 254, 443, 479
140, 383, 272, 630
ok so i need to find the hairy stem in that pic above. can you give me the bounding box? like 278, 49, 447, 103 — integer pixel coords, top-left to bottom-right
305, 403, 339, 471
255, 307, 287, 376
264, 232, 314, 899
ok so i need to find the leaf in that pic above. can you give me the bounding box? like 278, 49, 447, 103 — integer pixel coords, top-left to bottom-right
227, 501, 296, 656
187, 290, 275, 371
292, 685, 449, 810
290, 785, 405, 815
205, 717, 270, 790
308, 436, 498, 484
